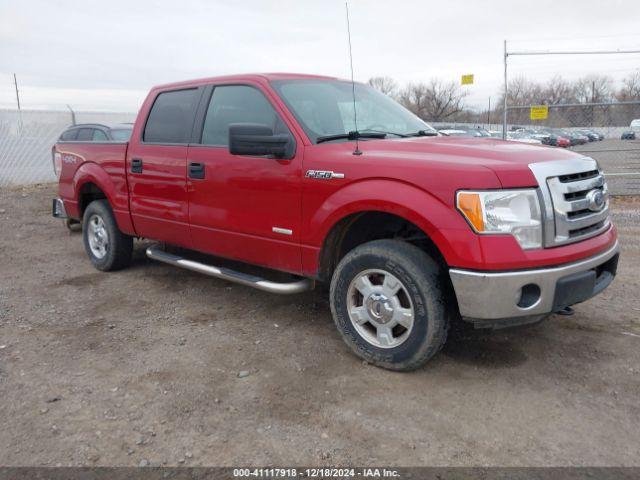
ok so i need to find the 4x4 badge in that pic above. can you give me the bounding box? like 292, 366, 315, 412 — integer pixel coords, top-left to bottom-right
305, 170, 345, 179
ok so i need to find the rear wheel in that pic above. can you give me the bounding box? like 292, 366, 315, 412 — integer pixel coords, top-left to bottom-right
82, 200, 133, 271
330, 239, 449, 371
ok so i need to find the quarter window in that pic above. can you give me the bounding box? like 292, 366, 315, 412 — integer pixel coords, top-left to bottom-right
143, 89, 199, 143
201, 85, 288, 146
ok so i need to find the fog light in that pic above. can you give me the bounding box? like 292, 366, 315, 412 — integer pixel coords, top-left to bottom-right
517, 283, 541, 309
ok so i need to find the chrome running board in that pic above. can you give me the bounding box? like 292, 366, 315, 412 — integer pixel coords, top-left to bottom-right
146, 245, 314, 295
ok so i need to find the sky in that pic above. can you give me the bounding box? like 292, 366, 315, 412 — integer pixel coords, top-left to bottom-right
1, 0, 640, 112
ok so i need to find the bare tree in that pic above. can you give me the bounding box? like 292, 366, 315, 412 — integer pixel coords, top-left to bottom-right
543, 75, 576, 105
367, 76, 398, 97
502, 76, 544, 106
574, 75, 614, 103
399, 79, 467, 122
617, 70, 640, 101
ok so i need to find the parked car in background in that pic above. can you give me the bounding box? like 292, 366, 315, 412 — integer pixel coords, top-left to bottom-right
621, 131, 636, 140
54, 124, 134, 177
556, 130, 588, 146
438, 129, 472, 137
630, 119, 640, 131
585, 130, 604, 141
438, 127, 492, 138
577, 129, 603, 142
530, 132, 551, 145
58, 123, 134, 142
469, 127, 493, 137
547, 134, 571, 148
506, 132, 542, 145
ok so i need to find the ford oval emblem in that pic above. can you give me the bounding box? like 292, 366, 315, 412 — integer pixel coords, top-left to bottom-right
586, 189, 605, 212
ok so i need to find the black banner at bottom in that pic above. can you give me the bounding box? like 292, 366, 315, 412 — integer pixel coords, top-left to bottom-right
0, 467, 638, 480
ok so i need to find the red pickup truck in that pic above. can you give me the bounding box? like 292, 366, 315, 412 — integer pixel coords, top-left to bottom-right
52, 73, 619, 370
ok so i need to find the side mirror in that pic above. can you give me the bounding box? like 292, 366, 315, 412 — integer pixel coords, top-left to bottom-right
228, 123, 294, 159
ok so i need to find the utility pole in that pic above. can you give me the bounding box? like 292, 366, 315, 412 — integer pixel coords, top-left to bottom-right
503, 40, 508, 139
487, 96, 491, 127
591, 80, 596, 127
13, 73, 21, 111
66, 104, 76, 126
13, 73, 24, 132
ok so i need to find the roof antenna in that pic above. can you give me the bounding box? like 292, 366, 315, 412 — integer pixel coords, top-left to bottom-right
345, 2, 362, 156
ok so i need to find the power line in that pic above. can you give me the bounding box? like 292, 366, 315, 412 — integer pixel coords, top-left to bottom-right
510, 32, 640, 43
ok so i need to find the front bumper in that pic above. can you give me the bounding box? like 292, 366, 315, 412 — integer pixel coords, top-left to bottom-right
449, 241, 619, 328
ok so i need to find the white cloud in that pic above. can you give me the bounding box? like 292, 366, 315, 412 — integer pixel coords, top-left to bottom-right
1, 0, 639, 110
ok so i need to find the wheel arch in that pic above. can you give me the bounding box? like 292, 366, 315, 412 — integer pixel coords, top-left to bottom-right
318, 208, 451, 282
311, 179, 459, 282
72, 162, 136, 235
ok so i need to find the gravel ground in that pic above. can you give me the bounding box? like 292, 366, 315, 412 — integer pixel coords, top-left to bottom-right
0, 184, 639, 467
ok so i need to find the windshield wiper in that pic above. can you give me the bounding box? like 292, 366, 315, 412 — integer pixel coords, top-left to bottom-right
407, 130, 439, 137
359, 129, 409, 138
316, 131, 387, 144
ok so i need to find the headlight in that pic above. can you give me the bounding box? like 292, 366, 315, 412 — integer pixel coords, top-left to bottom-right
456, 189, 542, 249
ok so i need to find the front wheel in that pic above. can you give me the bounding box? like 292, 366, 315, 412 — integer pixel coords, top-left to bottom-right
330, 239, 449, 371
82, 200, 133, 271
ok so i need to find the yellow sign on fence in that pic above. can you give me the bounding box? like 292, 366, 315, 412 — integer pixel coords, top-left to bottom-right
530, 105, 549, 120
461, 74, 474, 85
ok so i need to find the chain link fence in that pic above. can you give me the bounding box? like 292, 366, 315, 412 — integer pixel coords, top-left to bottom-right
1, 106, 639, 195
0, 109, 136, 187
506, 101, 640, 195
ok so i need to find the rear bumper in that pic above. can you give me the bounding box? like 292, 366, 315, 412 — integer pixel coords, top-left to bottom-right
52, 198, 68, 219
449, 241, 619, 328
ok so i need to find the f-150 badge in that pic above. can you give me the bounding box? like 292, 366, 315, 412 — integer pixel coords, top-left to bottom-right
305, 170, 345, 179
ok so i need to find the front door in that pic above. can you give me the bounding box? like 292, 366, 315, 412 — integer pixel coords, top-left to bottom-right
186, 84, 303, 273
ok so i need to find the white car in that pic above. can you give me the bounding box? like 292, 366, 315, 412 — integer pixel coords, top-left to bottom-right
439, 129, 471, 136
630, 119, 640, 131
506, 132, 542, 144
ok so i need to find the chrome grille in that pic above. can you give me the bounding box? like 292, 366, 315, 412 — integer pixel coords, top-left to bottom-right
529, 158, 610, 247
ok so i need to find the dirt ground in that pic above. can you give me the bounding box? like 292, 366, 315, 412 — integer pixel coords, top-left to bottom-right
0, 184, 639, 467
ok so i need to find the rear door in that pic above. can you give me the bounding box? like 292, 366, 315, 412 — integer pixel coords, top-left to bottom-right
126, 87, 201, 247
186, 83, 304, 273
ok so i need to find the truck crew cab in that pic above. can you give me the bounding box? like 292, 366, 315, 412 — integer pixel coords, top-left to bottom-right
52, 73, 619, 370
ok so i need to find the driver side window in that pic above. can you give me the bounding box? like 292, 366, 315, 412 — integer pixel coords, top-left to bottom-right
201, 85, 289, 146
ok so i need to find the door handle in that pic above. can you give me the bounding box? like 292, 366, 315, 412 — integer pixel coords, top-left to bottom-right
131, 158, 143, 173
189, 161, 205, 179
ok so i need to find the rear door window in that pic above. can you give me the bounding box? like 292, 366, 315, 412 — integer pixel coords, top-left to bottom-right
143, 89, 199, 143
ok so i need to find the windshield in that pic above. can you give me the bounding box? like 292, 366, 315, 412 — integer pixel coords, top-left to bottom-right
271, 80, 435, 143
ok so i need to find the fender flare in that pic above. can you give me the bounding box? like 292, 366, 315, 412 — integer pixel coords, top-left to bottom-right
73, 162, 118, 211
308, 178, 465, 266
72, 162, 136, 235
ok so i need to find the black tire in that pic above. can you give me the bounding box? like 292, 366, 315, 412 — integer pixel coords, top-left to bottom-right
82, 200, 133, 271
330, 239, 449, 371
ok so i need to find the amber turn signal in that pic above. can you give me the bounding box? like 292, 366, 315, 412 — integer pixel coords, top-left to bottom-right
457, 192, 484, 232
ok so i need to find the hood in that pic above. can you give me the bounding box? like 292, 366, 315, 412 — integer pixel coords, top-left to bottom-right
361, 136, 584, 187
